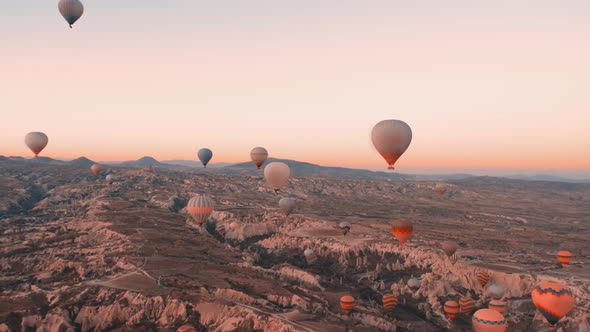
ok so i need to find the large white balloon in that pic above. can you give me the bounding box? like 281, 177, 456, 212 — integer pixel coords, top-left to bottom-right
264, 162, 290, 192
25, 132, 49, 156
371, 120, 412, 170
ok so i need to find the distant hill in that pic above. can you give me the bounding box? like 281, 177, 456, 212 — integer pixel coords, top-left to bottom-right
27, 156, 66, 165
69, 157, 96, 168
504, 174, 590, 184
119, 156, 165, 168
221, 158, 410, 181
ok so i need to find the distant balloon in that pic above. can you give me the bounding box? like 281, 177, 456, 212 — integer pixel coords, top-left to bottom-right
339, 222, 351, 236
391, 220, 413, 245
488, 284, 505, 300
459, 297, 475, 315
434, 183, 447, 198
476, 271, 490, 287
382, 294, 398, 312
441, 241, 458, 257
215, 222, 225, 235
444, 301, 460, 321
105, 174, 115, 185
304, 249, 317, 264
90, 164, 103, 176
58, 0, 84, 28
279, 197, 296, 216
488, 300, 506, 314
472, 309, 507, 332
25, 132, 49, 156
449, 253, 459, 264
371, 119, 412, 170
264, 162, 290, 192
250, 147, 268, 169
531, 282, 575, 327
340, 295, 355, 316
197, 148, 213, 167
229, 222, 239, 230
407, 277, 421, 290
186, 195, 214, 226
557, 250, 573, 268
177, 325, 197, 332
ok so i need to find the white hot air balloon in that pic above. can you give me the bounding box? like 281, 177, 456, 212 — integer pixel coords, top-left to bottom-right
25, 132, 49, 157
58, 0, 84, 28
279, 197, 296, 216
264, 162, 290, 192
371, 120, 412, 170
250, 147, 268, 169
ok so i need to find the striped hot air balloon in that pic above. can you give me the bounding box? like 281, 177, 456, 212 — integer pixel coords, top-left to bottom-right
449, 253, 459, 264
391, 220, 413, 245
382, 294, 398, 312
186, 195, 214, 226
340, 295, 355, 316
250, 147, 268, 169
177, 325, 197, 332
488, 300, 506, 314
444, 301, 460, 321
459, 297, 475, 315
215, 222, 225, 235
472, 309, 507, 332
58, 0, 84, 28
557, 250, 573, 268
476, 271, 490, 287
442, 241, 458, 257
531, 282, 575, 327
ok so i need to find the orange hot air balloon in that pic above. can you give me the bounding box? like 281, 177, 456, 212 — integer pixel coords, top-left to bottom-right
434, 184, 447, 198
472, 309, 507, 332
382, 294, 398, 312
459, 297, 475, 315
488, 300, 506, 314
371, 120, 412, 170
340, 295, 355, 316
90, 164, 103, 176
177, 325, 197, 332
476, 271, 490, 287
186, 195, 215, 226
444, 301, 460, 321
391, 220, 413, 245
557, 251, 573, 268
531, 282, 575, 327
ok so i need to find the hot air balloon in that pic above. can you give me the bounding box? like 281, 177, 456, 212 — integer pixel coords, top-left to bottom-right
476, 271, 490, 287
442, 241, 458, 258
449, 253, 459, 264
177, 325, 197, 332
90, 164, 103, 176
215, 222, 226, 235
382, 294, 398, 312
58, 0, 84, 28
229, 222, 238, 231
444, 301, 460, 321
434, 183, 447, 198
279, 197, 296, 217
304, 249, 317, 264
472, 309, 507, 332
488, 300, 506, 314
391, 220, 413, 245
371, 119, 412, 170
186, 195, 214, 226
264, 162, 290, 192
250, 147, 268, 169
459, 297, 475, 315
105, 174, 115, 185
407, 277, 421, 290
197, 148, 213, 167
340, 295, 355, 316
25, 132, 49, 157
557, 250, 573, 268
488, 284, 505, 300
531, 282, 575, 327
339, 222, 351, 236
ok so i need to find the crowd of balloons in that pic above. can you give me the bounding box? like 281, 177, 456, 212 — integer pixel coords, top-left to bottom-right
25, 2, 578, 329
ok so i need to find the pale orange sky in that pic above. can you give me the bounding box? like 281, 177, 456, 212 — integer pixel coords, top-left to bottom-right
1, 1, 589, 176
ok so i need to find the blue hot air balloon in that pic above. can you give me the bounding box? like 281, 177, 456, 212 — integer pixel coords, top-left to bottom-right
198, 148, 213, 167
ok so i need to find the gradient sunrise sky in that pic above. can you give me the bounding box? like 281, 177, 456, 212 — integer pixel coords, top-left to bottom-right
1, 1, 589, 177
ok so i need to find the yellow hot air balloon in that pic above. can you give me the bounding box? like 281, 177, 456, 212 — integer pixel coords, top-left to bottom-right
531, 282, 575, 327
90, 164, 103, 176
472, 309, 507, 332
250, 147, 268, 169
186, 195, 214, 226
264, 162, 290, 192
557, 250, 573, 268
371, 120, 412, 170
25, 132, 48, 157
58, 0, 84, 28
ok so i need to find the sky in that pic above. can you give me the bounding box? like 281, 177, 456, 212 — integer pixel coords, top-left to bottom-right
1, 1, 589, 178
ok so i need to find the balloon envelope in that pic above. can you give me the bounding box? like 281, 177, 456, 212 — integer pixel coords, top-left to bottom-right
391, 220, 413, 245
382, 294, 398, 312
250, 147, 268, 169
279, 197, 296, 216
340, 295, 355, 315
441, 241, 458, 257
371, 119, 412, 170
264, 162, 290, 191
90, 164, 103, 176
186, 195, 214, 226
407, 278, 421, 289
472, 309, 507, 332
25, 132, 48, 156
531, 282, 575, 326
557, 250, 573, 268
476, 271, 490, 287
444, 301, 460, 321
339, 222, 351, 235
58, 0, 84, 28
488, 284, 505, 300
435, 184, 447, 197
105, 174, 115, 184
459, 297, 475, 315
197, 148, 213, 167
